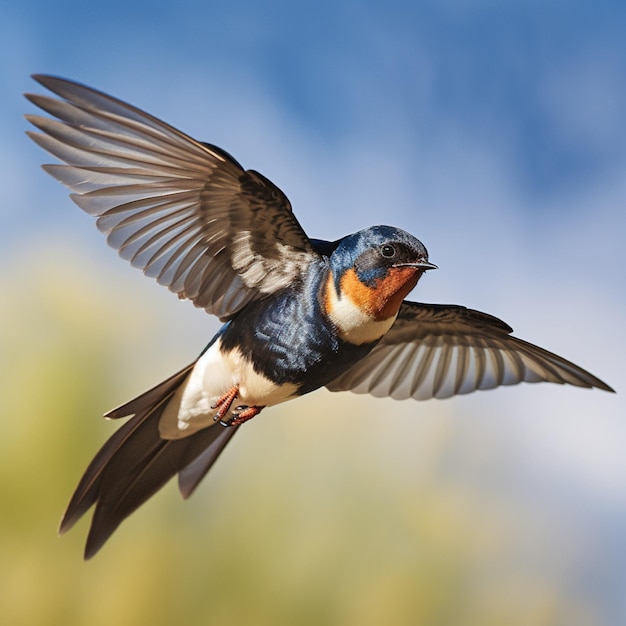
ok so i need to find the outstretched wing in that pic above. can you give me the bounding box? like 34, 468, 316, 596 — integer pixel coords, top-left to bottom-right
327, 301, 613, 399
25, 75, 320, 320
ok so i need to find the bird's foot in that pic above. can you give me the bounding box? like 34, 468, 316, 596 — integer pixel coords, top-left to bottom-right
229, 405, 263, 427
211, 386, 239, 424
211, 387, 263, 427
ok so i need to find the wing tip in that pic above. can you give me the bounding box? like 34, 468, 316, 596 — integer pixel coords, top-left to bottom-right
590, 378, 615, 394
30, 73, 65, 92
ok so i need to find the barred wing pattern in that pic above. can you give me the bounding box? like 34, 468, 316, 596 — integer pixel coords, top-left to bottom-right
327, 302, 613, 400
25, 75, 319, 320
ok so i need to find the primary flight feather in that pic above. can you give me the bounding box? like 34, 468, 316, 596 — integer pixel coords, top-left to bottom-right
25, 75, 613, 559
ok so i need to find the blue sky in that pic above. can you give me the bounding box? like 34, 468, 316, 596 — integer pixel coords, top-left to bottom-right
2, 1, 626, 622
5, 1, 626, 228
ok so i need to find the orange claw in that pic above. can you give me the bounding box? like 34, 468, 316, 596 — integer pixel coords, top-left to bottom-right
211, 386, 239, 421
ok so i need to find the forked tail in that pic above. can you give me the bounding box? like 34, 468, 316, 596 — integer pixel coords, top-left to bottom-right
60, 363, 239, 559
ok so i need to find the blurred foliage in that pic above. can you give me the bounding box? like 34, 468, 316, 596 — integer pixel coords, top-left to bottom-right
0, 247, 605, 626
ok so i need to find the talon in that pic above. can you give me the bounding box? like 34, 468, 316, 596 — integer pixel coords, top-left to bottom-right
210, 387, 263, 428
211, 386, 239, 422
230, 406, 264, 426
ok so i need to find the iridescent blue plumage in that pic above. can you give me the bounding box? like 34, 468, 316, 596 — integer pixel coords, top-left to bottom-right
24, 74, 613, 559
219, 257, 373, 396
330, 225, 430, 289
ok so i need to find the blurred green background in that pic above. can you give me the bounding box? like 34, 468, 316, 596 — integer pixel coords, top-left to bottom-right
2, 249, 615, 626
3, 1, 625, 625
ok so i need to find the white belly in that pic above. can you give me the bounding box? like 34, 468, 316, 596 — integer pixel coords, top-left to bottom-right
158, 338, 299, 439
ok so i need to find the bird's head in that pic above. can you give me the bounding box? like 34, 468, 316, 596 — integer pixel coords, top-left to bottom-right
323, 225, 437, 344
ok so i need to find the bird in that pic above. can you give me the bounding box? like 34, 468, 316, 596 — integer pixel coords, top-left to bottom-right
25, 74, 613, 559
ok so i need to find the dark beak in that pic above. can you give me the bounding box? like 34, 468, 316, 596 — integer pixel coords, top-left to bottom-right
394, 260, 438, 271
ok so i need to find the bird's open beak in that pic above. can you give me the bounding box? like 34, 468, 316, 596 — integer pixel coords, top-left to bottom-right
394, 260, 438, 271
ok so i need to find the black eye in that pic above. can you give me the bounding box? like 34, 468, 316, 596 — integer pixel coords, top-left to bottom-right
381, 244, 396, 258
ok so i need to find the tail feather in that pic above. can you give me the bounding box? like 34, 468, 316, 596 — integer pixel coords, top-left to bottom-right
59, 364, 194, 536
84, 413, 238, 559
104, 363, 195, 419
59, 411, 150, 536
59, 362, 240, 559
178, 426, 239, 499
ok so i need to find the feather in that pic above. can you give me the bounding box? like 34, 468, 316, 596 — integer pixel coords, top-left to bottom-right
327, 301, 614, 399
59, 361, 239, 559
26, 75, 320, 321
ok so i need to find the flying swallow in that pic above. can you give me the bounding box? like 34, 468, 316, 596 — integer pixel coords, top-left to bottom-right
25, 75, 614, 559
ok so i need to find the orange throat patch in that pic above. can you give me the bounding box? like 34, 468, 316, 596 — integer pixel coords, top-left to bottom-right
322, 267, 420, 344
338, 266, 420, 320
